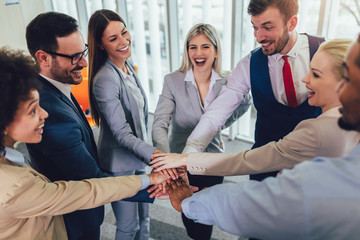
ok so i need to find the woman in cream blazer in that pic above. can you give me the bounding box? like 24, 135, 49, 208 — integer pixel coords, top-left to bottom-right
151, 39, 360, 178
152, 23, 251, 240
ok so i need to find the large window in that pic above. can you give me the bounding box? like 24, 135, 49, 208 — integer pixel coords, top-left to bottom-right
47, 0, 358, 141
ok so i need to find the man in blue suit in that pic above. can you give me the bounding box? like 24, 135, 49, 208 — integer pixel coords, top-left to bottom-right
25, 12, 153, 240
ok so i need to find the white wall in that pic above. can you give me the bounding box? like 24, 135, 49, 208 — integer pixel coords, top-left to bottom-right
0, 0, 46, 52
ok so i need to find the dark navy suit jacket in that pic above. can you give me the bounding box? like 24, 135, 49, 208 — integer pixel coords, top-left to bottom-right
27, 76, 153, 240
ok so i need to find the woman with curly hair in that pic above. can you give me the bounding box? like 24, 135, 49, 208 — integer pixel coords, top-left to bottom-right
0, 47, 166, 240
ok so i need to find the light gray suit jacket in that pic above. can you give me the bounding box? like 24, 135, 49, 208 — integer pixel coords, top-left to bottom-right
92, 59, 156, 173
152, 70, 251, 154
186, 107, 360, 176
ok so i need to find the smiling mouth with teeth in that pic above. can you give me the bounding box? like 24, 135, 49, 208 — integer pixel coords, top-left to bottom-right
118, 46, 129, 52
35, 124, 45, 134
308, 89, 315, 97
195, 59, 206, 66
261, 42, 273, 47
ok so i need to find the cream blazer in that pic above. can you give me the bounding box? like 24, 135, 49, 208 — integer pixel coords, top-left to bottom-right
187, 106, 360, 176
0, 156, 142, 240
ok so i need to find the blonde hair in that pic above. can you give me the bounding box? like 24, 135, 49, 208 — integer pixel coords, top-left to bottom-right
318, 39, 352, 81
178, 23, 223, 76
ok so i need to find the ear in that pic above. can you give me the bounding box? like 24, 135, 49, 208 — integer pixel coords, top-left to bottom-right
35, 50, 51, 67
287, 15, 298, 32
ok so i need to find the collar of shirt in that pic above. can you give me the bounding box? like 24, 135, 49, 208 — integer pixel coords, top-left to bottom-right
270, 32, 306, 62
184, 68, 221, 88
318, 106, 341, 119
4, 146, 25, 167
109, 59, 134, 81
39, 73, 73, 102
184, 68, 222, 109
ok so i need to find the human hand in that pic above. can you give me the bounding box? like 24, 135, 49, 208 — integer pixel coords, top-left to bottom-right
150, 153, 188, 171
166, 177, 193, 212
147, 170, 170, 186
160, 168, 179, 180
151, 149, 163, 160
151, 150, 180, 179
147, 182, 170, 199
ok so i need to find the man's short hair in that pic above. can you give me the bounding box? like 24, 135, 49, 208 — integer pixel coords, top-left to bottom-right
26, 12, 79, 58
247, 0, 299, 23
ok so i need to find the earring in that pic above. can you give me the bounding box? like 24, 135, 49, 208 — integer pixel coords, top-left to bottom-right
4, 131, 7, 136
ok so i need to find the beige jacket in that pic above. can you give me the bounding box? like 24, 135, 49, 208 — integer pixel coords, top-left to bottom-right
187, 107, 360, 176
0, 156, 141, 240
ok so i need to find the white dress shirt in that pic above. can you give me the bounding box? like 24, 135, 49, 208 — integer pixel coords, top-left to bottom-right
184, 68, 223, 111
39, 73, 75, 106
117, 65, 148, 141
183, 33, 311, 153
182, 144, 360, 240
4, 147, 25, 167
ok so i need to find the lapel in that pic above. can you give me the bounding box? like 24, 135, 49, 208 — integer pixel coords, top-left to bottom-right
212, 78, 226, 97
185, 80, 203, 115
184, 70, 224, 116
127, 61, 149, 121
37, 76, 94, 139
107, 60, 147, 139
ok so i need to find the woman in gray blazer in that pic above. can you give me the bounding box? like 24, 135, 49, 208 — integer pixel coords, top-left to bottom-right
87, 10, 160, 240
151, 39, 360, 177
152, 23, 251, 240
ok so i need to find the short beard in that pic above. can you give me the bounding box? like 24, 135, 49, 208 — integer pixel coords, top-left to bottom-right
50, 58, 80, 85
338, 117, 358, 131
262, 27, 290, 56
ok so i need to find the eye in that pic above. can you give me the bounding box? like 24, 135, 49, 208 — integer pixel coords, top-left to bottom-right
341, 70, 350, 82
73, 53, 82, 62
122, 30, 128, 35
109, 37, 116, 42
189, 46, 196, 50
264, 27, 272, 31
312, 72, 320, 78
30, 107, 37, 115
252, 26, 258, 30
203, 46, 210, 49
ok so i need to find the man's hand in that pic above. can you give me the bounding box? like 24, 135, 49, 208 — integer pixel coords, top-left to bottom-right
148, 182, 167, 199
166, 177, 193, 212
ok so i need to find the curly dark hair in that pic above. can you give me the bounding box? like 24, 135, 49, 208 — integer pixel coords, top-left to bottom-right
0, 47, 39, 152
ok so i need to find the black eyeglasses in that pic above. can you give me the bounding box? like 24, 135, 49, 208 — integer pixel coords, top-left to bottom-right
44, 44, 89, 65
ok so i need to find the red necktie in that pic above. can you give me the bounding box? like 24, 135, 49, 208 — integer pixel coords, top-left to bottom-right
282, 56, 298, 108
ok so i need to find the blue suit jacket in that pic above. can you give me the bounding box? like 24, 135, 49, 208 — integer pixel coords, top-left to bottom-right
27, 76, 152, 240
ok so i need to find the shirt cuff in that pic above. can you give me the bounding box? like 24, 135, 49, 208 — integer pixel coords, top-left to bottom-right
139, 174, 150, 190
181, 195, 212, 224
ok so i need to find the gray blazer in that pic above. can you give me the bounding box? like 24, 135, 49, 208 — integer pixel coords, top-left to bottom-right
152, 70, 251, 154
92, 59, 157, 173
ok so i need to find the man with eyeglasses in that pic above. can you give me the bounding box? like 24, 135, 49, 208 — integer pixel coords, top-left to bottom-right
25, 12, 154, 240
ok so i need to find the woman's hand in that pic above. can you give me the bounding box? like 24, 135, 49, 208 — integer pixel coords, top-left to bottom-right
150, 153, 188, 171
147, 170, 170, 185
